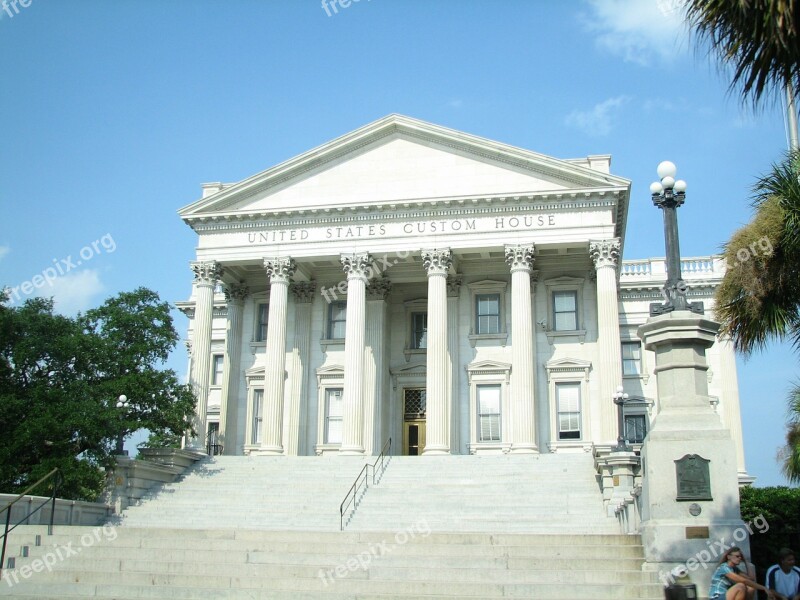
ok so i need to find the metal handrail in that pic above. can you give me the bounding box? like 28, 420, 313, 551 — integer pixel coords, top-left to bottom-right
339, 437, 392, 531
0, 468, 62, 575
339, 463, 370, 532
372, 437, 391, 485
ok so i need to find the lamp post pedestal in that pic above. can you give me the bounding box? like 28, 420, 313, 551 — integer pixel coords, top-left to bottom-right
636, 311, 744, 598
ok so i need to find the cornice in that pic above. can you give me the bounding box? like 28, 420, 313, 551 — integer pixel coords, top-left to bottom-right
185, 191, 623, 234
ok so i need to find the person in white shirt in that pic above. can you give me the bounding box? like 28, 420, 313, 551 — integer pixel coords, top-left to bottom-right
766, 548, 800, 600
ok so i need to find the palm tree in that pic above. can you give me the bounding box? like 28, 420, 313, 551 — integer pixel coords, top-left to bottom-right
714, 151, 800, 354
685, 0, 800, 106
779, 384, 800, 483
715, 151, 800, 481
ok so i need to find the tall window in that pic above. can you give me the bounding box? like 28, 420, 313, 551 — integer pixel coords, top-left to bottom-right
411, 312, 427, 349
251, 389, 263, 444
211, 354, 224, 386
328, 301, 347, 339
624, 414, 647, 444
622, 341, 642, 376
476, 294, 501, 334
553, 291, 578, 331
556, 382, 581, 440
207, 422, 221, 455
477, 385, 501, 442
325, 388, 343, 444
255, 303, 269, 342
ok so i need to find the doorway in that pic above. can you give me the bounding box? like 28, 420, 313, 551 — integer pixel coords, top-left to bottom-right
402, 388, 426, 455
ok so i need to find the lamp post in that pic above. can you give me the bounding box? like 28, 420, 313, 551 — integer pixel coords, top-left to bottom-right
613, 385, 630, 452
115, 394, 128, 456
649, 161, 704, 316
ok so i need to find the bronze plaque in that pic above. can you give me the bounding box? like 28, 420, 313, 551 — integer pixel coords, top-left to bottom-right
686, 526, 710, 539
675, 454, 712, 501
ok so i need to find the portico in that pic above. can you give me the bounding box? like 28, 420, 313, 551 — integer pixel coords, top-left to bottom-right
177, 115, 746, 472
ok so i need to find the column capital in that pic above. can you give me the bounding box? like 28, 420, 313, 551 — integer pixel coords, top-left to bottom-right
223, 282, 249, 304
421, 248, 452, 276
290, 281, 317, 303
341, 253, 373, 281
264, 257, 297, 283
505, 244, 536, 273
191, 261, 223, 286
590, 239, 621, 270
446, 275, 463, 297
366, 278, 392, 301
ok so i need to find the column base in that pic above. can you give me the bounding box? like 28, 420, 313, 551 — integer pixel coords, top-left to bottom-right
338, 446, 365, 455
422, 446, 450, 456
510, 444, 539, 454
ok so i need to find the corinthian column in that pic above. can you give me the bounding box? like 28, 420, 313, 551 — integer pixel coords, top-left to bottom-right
189, 260, 223, 451
590, 239, 623, 445
506, 244, 538, 453
219, 282, 248, 455
339, 253, 372, 455
260, 257, 296, 455
422, 248, 452, 455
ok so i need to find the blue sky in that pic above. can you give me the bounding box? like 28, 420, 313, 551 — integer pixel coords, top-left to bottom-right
0, 0, 796, 486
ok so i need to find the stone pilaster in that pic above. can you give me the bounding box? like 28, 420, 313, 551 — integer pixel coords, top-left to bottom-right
505, 244, 538, 453
590, 239, 623, 444
286, 281, 315, 456
447, 276, 462, 454
365, 278, 392, 455
188, 260, 223, 451
260, 257, 296, 455
718, 339, 748, 477
219, 282, 248, 455
339, 253, 372, 455
422, 249, 452, 455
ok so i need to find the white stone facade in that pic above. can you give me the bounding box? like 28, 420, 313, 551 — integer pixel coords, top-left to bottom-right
177, 115, 746, 475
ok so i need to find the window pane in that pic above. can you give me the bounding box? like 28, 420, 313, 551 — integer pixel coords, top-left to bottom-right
622, 342, 642, 375
252, 390, 263, 444
325, 388, 344, 444
412, 312, 428, 349
328, 301, 347, 339
625, 414, 647, 443
476, 294, 501, 335
554, 292, 576, 312
256, 304, 269, 342
478, 385, 501, 442
211, 355, 224, 385
556, 383, 581, 439
554, 312, 576, 331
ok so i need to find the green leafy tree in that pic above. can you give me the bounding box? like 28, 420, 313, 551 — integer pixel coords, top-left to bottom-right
740, 485, 800, 576
0, 288, 195, 501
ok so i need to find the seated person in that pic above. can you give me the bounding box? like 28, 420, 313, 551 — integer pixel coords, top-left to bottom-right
766, 548, 800, 600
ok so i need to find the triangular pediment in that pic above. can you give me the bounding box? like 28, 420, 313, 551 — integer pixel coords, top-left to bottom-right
466, 359, 512, 373
179, 115, 629, 220
545, 357, 592, 371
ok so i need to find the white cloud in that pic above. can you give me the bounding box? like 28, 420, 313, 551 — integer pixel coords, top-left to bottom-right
0, 246, 9, 262
565, 95, 630, 136
580, 0, 689, 66
35, 269, 106, 315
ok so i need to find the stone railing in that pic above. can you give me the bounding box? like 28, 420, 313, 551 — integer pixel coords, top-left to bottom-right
620, 255, 725, 283
104, 448, 206, 514
614, 485, 642, 534
0, 495, 114, 527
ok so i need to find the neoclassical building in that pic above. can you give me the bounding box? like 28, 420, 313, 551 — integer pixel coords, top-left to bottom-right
177, 115, 746, 477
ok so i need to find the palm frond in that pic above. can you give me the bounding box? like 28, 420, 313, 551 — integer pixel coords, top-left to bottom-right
685, 0, 800, 107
